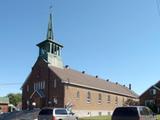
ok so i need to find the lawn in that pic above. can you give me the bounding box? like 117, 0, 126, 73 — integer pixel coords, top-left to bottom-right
79, 116, 111, 120
80, 115, 160, 120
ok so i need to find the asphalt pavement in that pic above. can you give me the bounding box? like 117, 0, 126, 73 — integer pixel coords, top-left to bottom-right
0, 109, 40, 120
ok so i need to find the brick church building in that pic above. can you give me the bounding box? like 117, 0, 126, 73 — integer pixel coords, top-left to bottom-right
22, 13, 138, 117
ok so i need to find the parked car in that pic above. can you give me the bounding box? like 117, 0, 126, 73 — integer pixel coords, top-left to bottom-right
112, 106, 157, 120
38, 107, 78, 120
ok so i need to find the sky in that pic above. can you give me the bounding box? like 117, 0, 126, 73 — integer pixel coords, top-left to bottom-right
0, 0, 160, 96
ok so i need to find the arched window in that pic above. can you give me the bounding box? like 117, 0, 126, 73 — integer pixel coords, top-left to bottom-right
76, 91, 80, 99
87, 91, 91, 103
98, 93, 102, 104
107, 94, 111, 103
115, 96, 118, 104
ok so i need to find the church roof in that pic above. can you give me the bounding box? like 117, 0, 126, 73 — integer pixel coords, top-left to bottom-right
49, 65, 138, 98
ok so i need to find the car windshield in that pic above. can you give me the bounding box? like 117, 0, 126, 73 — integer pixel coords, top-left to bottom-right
55, 109, 68, 115
140, 107, 152, 115
39, 109, 53, 115
113, 107, 138, 117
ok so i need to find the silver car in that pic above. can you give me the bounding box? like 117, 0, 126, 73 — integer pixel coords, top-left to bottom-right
112, 106, 157, 120
38, 107, 78, 120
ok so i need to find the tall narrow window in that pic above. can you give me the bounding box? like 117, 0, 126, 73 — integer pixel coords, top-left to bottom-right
98, 93, 102, 104
38, 82, 40, 90
27, 85, 29, 92
76, 91, 80, 99
34, 83, 36, 91
36, 83, 38, 90
54, 79, 57, 88
115, 96, 118, 104
87, 91, 91, 103
122, 97, 125, 105
42, 81, 45, 89
40, 82, 43, 89
51, 44, 54, 53
107, 95, 111, 103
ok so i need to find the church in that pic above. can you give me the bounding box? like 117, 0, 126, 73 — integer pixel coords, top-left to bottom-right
22, 13, 138, 117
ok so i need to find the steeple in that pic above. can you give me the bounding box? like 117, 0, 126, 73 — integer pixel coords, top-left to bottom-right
46, 13, 54, 40
37, 13, 64, 68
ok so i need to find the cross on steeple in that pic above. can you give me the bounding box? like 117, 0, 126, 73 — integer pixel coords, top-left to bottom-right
46, 13, 54, 40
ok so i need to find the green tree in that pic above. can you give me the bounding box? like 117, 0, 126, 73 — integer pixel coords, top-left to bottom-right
7, 93, 22, 106
147, 103, 157, 113
123, 99, 139, 106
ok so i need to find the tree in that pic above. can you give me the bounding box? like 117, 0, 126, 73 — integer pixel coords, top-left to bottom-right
147, 103, 157, 113
7, 93, 22, 106
123, 99, 139, 106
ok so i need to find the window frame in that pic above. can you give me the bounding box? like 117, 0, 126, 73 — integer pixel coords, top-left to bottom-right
86, 91, 91, 103
98, 93, 102, 104
107, 94, 111, 103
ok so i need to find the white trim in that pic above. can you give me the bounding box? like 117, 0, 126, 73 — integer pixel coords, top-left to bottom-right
153, 85, 160, 91
62, 81, 138, 98
30, 90, 43, 99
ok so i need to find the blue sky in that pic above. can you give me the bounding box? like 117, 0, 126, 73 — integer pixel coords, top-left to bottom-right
0, 0, 160, 96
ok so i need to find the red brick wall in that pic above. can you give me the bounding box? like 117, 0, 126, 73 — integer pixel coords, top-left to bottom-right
0, 104, 8, 113
22, 58, 64, 110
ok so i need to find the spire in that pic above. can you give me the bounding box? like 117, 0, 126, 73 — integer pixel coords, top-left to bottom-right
46, 13, 54, 40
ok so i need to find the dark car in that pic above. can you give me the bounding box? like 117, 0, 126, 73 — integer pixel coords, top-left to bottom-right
112, 106, 156, 120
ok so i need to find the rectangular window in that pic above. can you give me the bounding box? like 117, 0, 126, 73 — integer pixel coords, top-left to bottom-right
87, 91, 91, 103
36, 83, 38, 90
145, 99, 155, 106
38, 82, 40, 90
115, 96, 118, 104
107, 95, 111, 103
40, 82, 43, 89
27, 85, 29, 92
34, 83, 36, 91
54, 79, 57, 88
98, 93, 102, 104
76, 91, 80, 99
150, 89, 156, 95
42, 81, 45, 89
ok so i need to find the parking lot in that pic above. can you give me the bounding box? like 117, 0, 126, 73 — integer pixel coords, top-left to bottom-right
0, 109, 39, 120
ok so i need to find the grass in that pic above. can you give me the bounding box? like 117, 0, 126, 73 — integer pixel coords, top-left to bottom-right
79, 116, 111, 120
79, 115, 160, 120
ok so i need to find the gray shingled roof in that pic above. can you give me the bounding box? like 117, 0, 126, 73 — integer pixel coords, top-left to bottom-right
49, 65, 138, 98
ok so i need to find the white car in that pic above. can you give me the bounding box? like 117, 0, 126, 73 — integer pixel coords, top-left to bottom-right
38, 107, 78, 120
